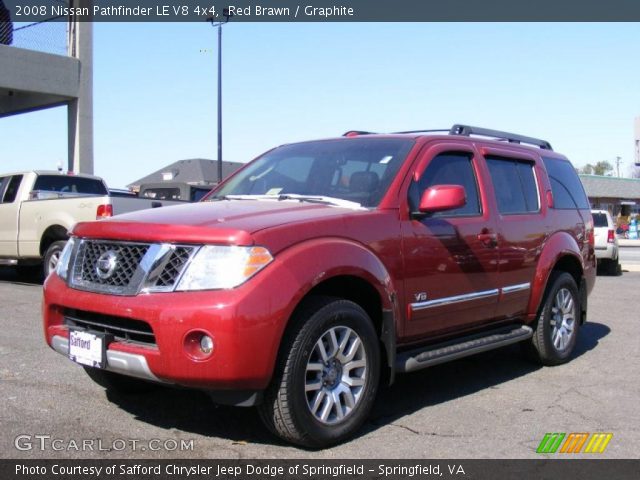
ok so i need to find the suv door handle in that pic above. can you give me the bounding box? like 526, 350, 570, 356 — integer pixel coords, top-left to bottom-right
477, 232, 498, 247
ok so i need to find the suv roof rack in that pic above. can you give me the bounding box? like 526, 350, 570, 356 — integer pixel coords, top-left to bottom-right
342, 130, 376, 137
449, 124, 553, 150
392, 129, 450, 134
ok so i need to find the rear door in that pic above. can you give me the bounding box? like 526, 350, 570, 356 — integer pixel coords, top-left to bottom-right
400, 142, 501, 340
481, 147, 547, 320
0, 175, 24, 257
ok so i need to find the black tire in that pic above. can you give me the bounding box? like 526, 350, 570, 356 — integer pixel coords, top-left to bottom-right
527, 271, 581, 366
83, 367, 157, 394
606, 257, 620, 276
258, 296, 380, 448
43, 240, 67, 278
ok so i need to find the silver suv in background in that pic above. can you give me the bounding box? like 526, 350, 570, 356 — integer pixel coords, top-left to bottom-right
592, 209, 620, 275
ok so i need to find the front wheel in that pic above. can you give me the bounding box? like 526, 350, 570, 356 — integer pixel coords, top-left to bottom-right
527, 272, 581, 366
258, 297, 380, 448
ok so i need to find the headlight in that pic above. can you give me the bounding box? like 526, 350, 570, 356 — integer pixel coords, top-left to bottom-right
55, 237, 76, 281
176, 245, 273, 291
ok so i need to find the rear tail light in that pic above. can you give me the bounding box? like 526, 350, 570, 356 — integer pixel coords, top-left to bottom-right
607, 229, 615, 243
96, 204, 113, 219
587, 224, 595, 247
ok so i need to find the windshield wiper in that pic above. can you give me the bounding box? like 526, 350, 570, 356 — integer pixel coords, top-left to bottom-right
210, 193, 363, 209
276, 194, 363, 209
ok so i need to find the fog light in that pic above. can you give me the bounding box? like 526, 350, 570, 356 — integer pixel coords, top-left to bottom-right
200, 335, 214, 354
184, 330, 215, 361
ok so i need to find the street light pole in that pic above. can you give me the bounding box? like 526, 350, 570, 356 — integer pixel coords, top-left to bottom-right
217, 20, 222, 184
209, 9, 232, 184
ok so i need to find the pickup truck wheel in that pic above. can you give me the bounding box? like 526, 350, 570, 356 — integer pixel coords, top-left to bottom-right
527, 272, 581, 366
83, 367, 157, 394
258, 297, 380, 448
43, 240, 67, 277
606, 257, 620, 276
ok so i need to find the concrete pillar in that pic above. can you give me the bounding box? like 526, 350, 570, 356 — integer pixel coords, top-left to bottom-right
635, 117, 640, 166
67, 9, 93, 174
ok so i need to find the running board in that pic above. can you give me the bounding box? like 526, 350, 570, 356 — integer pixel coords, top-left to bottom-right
396, 325, 533, 373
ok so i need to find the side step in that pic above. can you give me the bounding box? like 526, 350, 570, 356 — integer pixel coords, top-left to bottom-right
396, 325, 533, 373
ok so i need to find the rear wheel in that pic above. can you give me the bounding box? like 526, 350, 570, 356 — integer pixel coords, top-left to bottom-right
43, 240, 67, 278
606, 257, 620, 276
83, 367, 157, 394
258, 297, 380, 448
527, 272, 581, 366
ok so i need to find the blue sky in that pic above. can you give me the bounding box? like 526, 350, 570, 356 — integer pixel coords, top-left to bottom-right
2, 22, 640, 188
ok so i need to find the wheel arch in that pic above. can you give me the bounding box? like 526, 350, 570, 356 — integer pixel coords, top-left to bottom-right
528, 232, 586, 324
40, 224, 69, 256
270, 238, 400, 385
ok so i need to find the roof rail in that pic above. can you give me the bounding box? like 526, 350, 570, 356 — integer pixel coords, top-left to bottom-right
392, 129, 450, 134
342, 130, 376, 137
449, 124, 553, 150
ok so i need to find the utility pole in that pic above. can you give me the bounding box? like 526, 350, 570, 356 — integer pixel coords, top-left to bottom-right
209, 9, 233, 184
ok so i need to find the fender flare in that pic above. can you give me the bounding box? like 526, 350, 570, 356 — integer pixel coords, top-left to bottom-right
269, 237, 400, 380
527, 231, 584, 320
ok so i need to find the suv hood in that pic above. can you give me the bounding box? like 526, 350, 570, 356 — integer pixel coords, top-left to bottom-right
72, 200, 366, 245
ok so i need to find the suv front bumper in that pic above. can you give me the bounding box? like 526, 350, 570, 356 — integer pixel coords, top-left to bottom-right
43, 272, 289, 391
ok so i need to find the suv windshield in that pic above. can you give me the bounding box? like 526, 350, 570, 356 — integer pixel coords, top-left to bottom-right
212, 138, 414, 208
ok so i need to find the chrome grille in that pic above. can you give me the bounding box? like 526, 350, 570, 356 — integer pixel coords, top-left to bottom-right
75, 241, 148, 287
154, 247, 192, 288
68, 239, 198, 295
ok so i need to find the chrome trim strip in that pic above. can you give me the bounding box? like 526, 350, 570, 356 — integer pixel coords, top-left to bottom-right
410, 289, 500, 312
501, 282, 531, 294
51, 335, 168, 383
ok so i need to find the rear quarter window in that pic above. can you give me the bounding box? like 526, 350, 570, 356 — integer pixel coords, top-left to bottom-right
542, 157, 590, 210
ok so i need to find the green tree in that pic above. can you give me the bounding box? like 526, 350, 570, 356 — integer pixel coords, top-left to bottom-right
593, 161, 613, 176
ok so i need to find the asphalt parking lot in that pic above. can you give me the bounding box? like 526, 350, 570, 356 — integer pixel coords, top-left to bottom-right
1, 255, 638, 459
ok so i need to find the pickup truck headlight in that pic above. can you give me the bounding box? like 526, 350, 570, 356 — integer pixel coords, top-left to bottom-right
55, 237, 76, 281
176, 245, 273, 291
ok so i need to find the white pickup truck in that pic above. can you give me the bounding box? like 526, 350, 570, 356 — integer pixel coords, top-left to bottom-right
0, 171, 181, 277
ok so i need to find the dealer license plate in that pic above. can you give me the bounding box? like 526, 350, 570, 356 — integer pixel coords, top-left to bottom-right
68, 329, 107, 369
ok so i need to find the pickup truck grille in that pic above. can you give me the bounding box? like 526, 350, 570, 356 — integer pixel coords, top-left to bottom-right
64, 308, 156, 346
68, 239, 198, 295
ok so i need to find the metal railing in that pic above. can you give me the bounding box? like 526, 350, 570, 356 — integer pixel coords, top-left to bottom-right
1, 1, 68, 55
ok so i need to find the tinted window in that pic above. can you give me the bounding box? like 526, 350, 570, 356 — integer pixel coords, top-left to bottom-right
215, 138, 414, 208
592, 213, 608, 227
141, 188, 181, 200
3, 175, 23, 203
486, 157, 539, 214
33, 175, 107, 195
191, 188, 211, 202
542, 157, 590, 210
409, 152, 481, 216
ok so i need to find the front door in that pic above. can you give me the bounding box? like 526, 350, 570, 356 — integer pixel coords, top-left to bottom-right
401, 143, 500, 340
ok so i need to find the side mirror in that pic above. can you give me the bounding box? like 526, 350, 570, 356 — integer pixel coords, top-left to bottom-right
415, 184, 466, 216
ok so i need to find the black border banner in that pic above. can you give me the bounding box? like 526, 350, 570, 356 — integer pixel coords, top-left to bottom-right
3, 459, 640, 480
5, 0, 640, 22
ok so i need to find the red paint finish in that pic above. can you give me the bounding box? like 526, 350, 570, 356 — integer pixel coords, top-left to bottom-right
43, 133, 595, 391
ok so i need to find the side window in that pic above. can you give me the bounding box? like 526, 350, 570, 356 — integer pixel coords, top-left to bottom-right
3, 175, 23, 203
542, 157, 590, 210
0, 176, 8, 202
409, 152, 481, 217
486, 157, 539, 215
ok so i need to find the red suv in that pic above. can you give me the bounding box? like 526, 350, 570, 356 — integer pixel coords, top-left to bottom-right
43, 125, 596, 447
